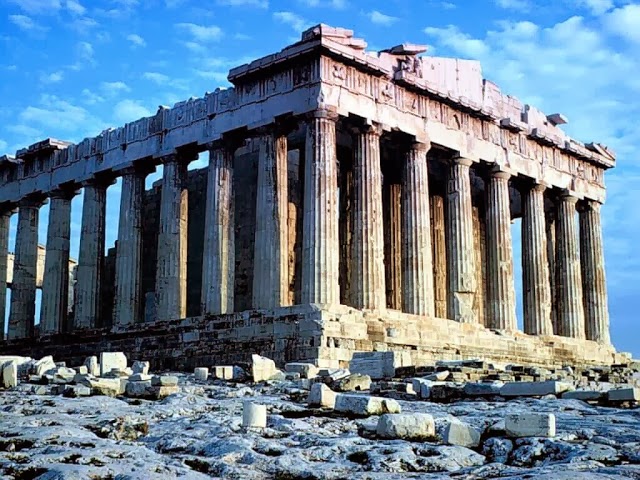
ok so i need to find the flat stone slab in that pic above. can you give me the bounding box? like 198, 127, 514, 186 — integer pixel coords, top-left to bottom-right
376, 413, 435, 440
349, 352, 396, 380
500, 381, 572, 397
100, 352, 127, 377
334, 394, 401, 416
505, 413, 556, 438
608, 388, 640, 402
444, 419, 481, 447
562, 390, 605, 401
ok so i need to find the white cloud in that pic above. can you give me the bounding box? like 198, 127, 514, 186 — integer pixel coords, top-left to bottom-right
8, 14, 47, 32
81, 88, 105, 105
575, 0, 613, 15
495, 0, 530, 10
143, 72, 170, 84
216, 0, 268, 8
113, 99, 151, 123
40, 71, 64, 84
423, 25, 490, 58
126, 33, 146, 47
603, 4, 640, 43
69, 16, 98, 34
367, 10, 399, 26
175, 23, 223, 42
66, 0, 86, 15
195, 70, 230, 84
0, 139, 8, 153
273, 11, 310, 32
18, 94, 101, 135
298, 0, 346, 8
6, 0, 61, 15
100, 81, 130, 95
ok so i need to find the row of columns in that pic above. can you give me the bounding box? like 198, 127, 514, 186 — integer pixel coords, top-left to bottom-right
0, 112, 610, 346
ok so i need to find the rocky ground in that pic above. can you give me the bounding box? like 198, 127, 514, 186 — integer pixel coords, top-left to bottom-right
3, 365, 640, 480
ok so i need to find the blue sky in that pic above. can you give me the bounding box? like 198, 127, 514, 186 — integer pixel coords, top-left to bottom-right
1, 0, 639, 355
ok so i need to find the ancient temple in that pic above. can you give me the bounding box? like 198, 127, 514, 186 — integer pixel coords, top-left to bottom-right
0, 25, 626, 368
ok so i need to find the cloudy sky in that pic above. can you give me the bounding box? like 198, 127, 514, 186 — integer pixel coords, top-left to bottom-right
0, 0, 639, 355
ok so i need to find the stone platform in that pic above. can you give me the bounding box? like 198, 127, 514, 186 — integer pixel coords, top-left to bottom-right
0, 305, 627, 370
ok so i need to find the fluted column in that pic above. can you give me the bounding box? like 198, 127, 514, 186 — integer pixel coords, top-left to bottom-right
446, 157, 477, 323
522, 183, 553, 335
485, 169, 517, 331
8, 198, 42, 339
546, 211, 558, 334
156, 153, 190, 321
113, 167, 149, 325
472, 204, 487, 327
0, 209, 13, 333
384, 183, 402, 310
74, 179, 108, 329
351, 125, 386, 310
555, 192, 585, 339
301, 110, 339, 305
401, 142, 434, 316
202, 143, 236, 315
579, 200, 610, 344
40, 189, 75, 334
253, 131, 289, 309
431, 193, 447, 318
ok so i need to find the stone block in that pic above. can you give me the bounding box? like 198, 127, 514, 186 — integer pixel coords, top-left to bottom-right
34, 356, 56, 376
334, 394, 401, 416
99, 352, 127, 377
126, 380, 152, 398
50, 367, 77, 384
505, 413, 556, 438
63, 385, 91, 397
243, 401, 267, 428
426, 370, 450, 381
444, 419, 481, 447
84, 356, 99, 376
74, 366, 88, 375
349, 352, 395, 380
252, 354, 279, 382
285, 362, 319, 379
376, 413, 435, 440
151, 375, 179, 387
129, 373, 152, 382
149, 385, 179, 399
463, 382, 504, 397
562, 390, 605, 401
194, 367, 209, 381
333, 374, 371, 392
307, 383, 337, 409
132, 361, 150, 375
322, 368, 350, 382
2, 361, 18, 388
500, 381, 572, 397
608, 388, 640, 402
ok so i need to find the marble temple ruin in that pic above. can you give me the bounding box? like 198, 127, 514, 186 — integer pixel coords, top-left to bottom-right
0, 25, 627, 369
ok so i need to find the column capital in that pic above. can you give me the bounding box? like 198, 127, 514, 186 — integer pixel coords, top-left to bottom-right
119, 161, 156, 178
18, 194, 46, 208
578, 198, 602, 213
160, 151, 198, 166
207, 133, 246, 154
488, 166, 511, 180
305, 107, 339, 122
450, 156, 473, 167
558, 190, 579, 204
81, 172, 116, 189
0, 203, 18, 216
49, 187, 79, 200
349, 121, 383, 137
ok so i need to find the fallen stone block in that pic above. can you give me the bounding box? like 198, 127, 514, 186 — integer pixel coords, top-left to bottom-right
132, 361, 149, 375
426, 370, 450, 381
34, 356, 56, 376
76, 375, 122, 397
444, 419, 481, 447
334, 394, 401, 416
376, 413, 435, 440
500, 381, 572, 397
149, 385, 179, 399
194, 367, 209, 382
63, 385, 91, 397
84, 356, 99, 376
505, 413, 556, 438
50, 367, 77, 384
2, 361, 18, 388
129, 373, 152, 382
212, 365, 245, 381
151, 375, 179, 387
333, 373, 372, 392
607, 387, 640, 402
562, 390, 605, 401
463, 382, 504, 397
307, 383, 337, 409
252, 354, 279, 382
349, 352, 395, 380
430, 383, 464, 403
126, 380, 152, 398
100, 352, 127, 377
243, 401, 267, 428
322, 368, 350, 383
31, 385, 48, 395
74, 366, 88, 375
285, 362, 319, 379
28, 374, 43, 383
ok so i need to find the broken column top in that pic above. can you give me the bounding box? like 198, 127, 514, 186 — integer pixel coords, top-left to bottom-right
16, 138, 72, 159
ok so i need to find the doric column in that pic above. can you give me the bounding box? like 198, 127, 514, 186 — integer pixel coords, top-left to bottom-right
301, 110, 339, 305
114, 166, 150, 325
156, 153, 190, 321
522, 183, 553, 335
555, 192, 585, 338
579, 199, 610, 343
0, 208, 13, 334
472, 203, 487, 327
252, 131, 289, 309
431, 192, 447, 318
384, 183, 402, 310
8, 197, 42, 339
74, 179, 108, 329
40, 189, 75, 334
350, 124, 386, 310
202, 142, 236, 315
546, 210, 558, 334
485, 168, 517, 331
446, 157, 477, 323
401, 141, 434, 316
